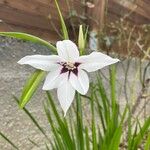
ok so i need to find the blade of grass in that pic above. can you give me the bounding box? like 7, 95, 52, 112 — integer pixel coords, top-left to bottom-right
19, 70, 46, 108
90, 85, 98, 150
94, 92, 106, 134
0, 131, 19, 150
85, 127, 90, 150
0, 32, 57, 52
132, 117, 150, 150
144, 133, 150, 150
108, 126, 122, 150
109, 65, 119, 127
97, 74, 110, 128
46, 91, 75, 150
44, 102, 64, 149
98, 128, 104, 149
127, 104, 132, 149
76, 93, 84, 150
28, 138, 39, 148
120, 104, 128, 125
54, 0, 69, 39
68, 108, 76, 145
109, 65, 116, 108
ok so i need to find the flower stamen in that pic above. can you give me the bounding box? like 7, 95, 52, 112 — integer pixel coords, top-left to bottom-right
65, 62, 76, 70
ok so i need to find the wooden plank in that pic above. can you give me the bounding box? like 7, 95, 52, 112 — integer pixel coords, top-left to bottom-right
0, 5, 61, 30
136, 0, 150, 15
0, 0, 84, 41
109, 0, 150, 24
0, 22, 59, 42
88, 0, 106, 30
0, 0, 83, 19
108, 0, 150, 24
0, 0, 149, 42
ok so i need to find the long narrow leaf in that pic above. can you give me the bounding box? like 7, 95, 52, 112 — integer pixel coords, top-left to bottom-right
44, 103, 64, 149
54, 0, 69, 39
108, 126, 122, 150
85, 127, 90, 150
20, 70, 46, 108
132, 117, 150, 150
90, 85, 98, 150
0, 131, 19, 150
144, 133, 150, 150
46, 92, 75, 149
0, 32, 57, 52
76, 93, 84, 150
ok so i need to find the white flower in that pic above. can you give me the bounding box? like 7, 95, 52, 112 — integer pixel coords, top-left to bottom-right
18, 40, 119, 116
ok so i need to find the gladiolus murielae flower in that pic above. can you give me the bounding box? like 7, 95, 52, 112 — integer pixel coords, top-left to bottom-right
18, 40, 119, 116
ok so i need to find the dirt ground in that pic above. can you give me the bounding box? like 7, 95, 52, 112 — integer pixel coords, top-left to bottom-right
0, 36, 149, 150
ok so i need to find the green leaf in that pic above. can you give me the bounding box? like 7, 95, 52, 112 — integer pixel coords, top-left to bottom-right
54, 0, 69, 39
144, 133, 150, 150
44, 102, 64, 149
132, 117, 150, 150
19, 70, 46, 108
76, 93, 84, 150
0, 32, 57, 52
0, 131, 19, 150
90, 85, 98, 150
46, 92, 75, 150
97, 75, 110, 127
109, 65, 117, 111
108, 126, 122, 150
85, 127, 90, 150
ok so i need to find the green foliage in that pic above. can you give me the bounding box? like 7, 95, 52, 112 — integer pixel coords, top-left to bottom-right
19, 70, 46, 108
54, 0, 69, 40
128, 117, 150, 150
144, 133, 150, 150
44, 92, 75, 150
1, 70, 149, 150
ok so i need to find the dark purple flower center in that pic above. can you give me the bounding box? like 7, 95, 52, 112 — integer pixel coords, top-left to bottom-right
60, 62, 81, 76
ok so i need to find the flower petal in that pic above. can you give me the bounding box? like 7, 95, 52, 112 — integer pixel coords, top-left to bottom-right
18, 55, 61, 71
77, 52, 119, 72
43, 68, 68, 90
69, 69, 89, 95
56, 40, 79, 61
57, 78, 75, 116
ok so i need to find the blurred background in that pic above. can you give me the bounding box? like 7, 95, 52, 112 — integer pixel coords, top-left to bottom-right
0, 0, 149, 149
0, 0, 149, 56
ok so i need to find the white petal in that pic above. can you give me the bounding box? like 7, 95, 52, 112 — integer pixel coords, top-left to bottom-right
18, 55, 61, 71
69, 70, 89, 95
77, 52, 119, 72
56, 40, 79, 61
57, 78, 75, 116
43, 68, 68, 90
